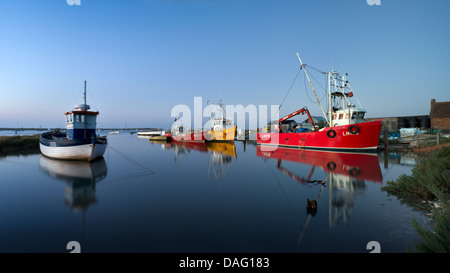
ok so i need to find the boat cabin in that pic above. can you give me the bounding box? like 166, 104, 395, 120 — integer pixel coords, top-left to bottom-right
65, 104, 99, 140
331, 107, 366, 127
211, 117, 233, 131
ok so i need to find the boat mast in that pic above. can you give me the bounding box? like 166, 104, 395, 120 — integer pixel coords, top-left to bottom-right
296, 53, 330, 126
84, 81, 87, 139
328, 72, 332, 127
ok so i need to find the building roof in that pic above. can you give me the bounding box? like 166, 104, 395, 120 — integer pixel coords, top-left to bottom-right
280, 120, 297, 124
301, 116, 327, 124
431, 101, 450, 118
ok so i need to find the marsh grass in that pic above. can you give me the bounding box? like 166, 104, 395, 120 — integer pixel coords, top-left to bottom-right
381, 146, 450, 253
0, 134, 40, 156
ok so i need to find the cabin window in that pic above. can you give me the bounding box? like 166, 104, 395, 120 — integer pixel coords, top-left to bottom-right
75, 114, 80, 123
352, 112, 365, 119
81, 115, 85, 122
333, 114, 337, 120
66, 115, 69, 122
338, 114, 343, 120
345, 113, 349, 119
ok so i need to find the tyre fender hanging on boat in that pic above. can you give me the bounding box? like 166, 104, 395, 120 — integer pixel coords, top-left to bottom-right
327, 129, 336, 138
348, 125, 359, 134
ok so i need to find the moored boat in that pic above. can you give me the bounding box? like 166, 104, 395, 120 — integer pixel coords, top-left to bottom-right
257, 53, 382, 152
39, 81, 107, 161
169, 129, 206, 143
149, 131, 169, 141
168, 100, 237, 143
204, 101, 237, 142
169, 115, 206, 143
137, 130, 163, 136
149, 135, 168, 141
137, 130, 169, 141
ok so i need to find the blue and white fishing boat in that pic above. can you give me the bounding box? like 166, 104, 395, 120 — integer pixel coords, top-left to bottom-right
39, 81, 107, 161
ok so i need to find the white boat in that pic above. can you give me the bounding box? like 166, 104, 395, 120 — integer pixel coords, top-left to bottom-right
39, 81, 107, 161
137, 131, 163, 136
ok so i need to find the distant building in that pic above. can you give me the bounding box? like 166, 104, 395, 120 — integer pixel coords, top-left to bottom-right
279, 116, 327, 132
430, 99, 450, 130
300, 116, 327, 130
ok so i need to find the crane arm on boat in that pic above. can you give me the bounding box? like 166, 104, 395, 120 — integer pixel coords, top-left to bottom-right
278, 107, 316, 132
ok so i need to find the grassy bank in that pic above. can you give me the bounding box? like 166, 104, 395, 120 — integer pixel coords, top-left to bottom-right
381, 146, 450, 253
0, 134, 40, 156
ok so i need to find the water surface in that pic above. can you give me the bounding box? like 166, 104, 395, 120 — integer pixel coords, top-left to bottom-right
0, 132, 427, 253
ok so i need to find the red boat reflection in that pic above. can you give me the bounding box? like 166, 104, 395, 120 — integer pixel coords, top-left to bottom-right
257, 146, 382, 184
257, 146, 383, 242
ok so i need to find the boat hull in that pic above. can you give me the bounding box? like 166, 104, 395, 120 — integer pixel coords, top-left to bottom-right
206, 126, 236, 142
169, 126, 237, 143
169, 131, 206, 143
149, 136, 168, 141
39, 133, 107, 161
137, 131, 163, 136
257, 120, 382, 152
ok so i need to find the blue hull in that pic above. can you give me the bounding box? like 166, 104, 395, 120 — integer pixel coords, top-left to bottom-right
39, 132, 107, 147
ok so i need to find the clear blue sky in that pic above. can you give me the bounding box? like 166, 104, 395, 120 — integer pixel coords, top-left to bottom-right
1, 0, 449, 128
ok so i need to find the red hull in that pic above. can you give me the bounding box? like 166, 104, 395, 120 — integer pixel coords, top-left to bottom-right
257, 120, 382, 152
169, 131, 206, 143
256, 146, 382, 184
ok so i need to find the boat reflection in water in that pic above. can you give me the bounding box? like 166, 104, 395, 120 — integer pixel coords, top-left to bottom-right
39, 156, 107, 211
151, 140, 237, 180
206, 142, 237, 179
256, 146, 382, 242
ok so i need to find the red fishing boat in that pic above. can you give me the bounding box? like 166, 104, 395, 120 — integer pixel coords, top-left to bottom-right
257, 53, 382, 153
168, 115, 206, 143
169, 131, 206, 143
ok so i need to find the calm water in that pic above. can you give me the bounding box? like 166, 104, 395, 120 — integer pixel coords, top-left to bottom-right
0, 132, 427, 253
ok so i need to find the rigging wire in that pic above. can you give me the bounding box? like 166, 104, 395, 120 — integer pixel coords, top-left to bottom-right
303, 64, 326, 74
303, 71, 328, 104
308, 69, 327, 94
270, 66, 303, 122
269, 62, 329, 123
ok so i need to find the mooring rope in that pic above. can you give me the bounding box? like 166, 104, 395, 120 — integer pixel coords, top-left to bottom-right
97, 137, 155, 175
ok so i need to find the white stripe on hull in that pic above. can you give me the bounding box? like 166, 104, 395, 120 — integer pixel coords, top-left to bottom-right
256, 142, 378, 152
40, 143, 107, 161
